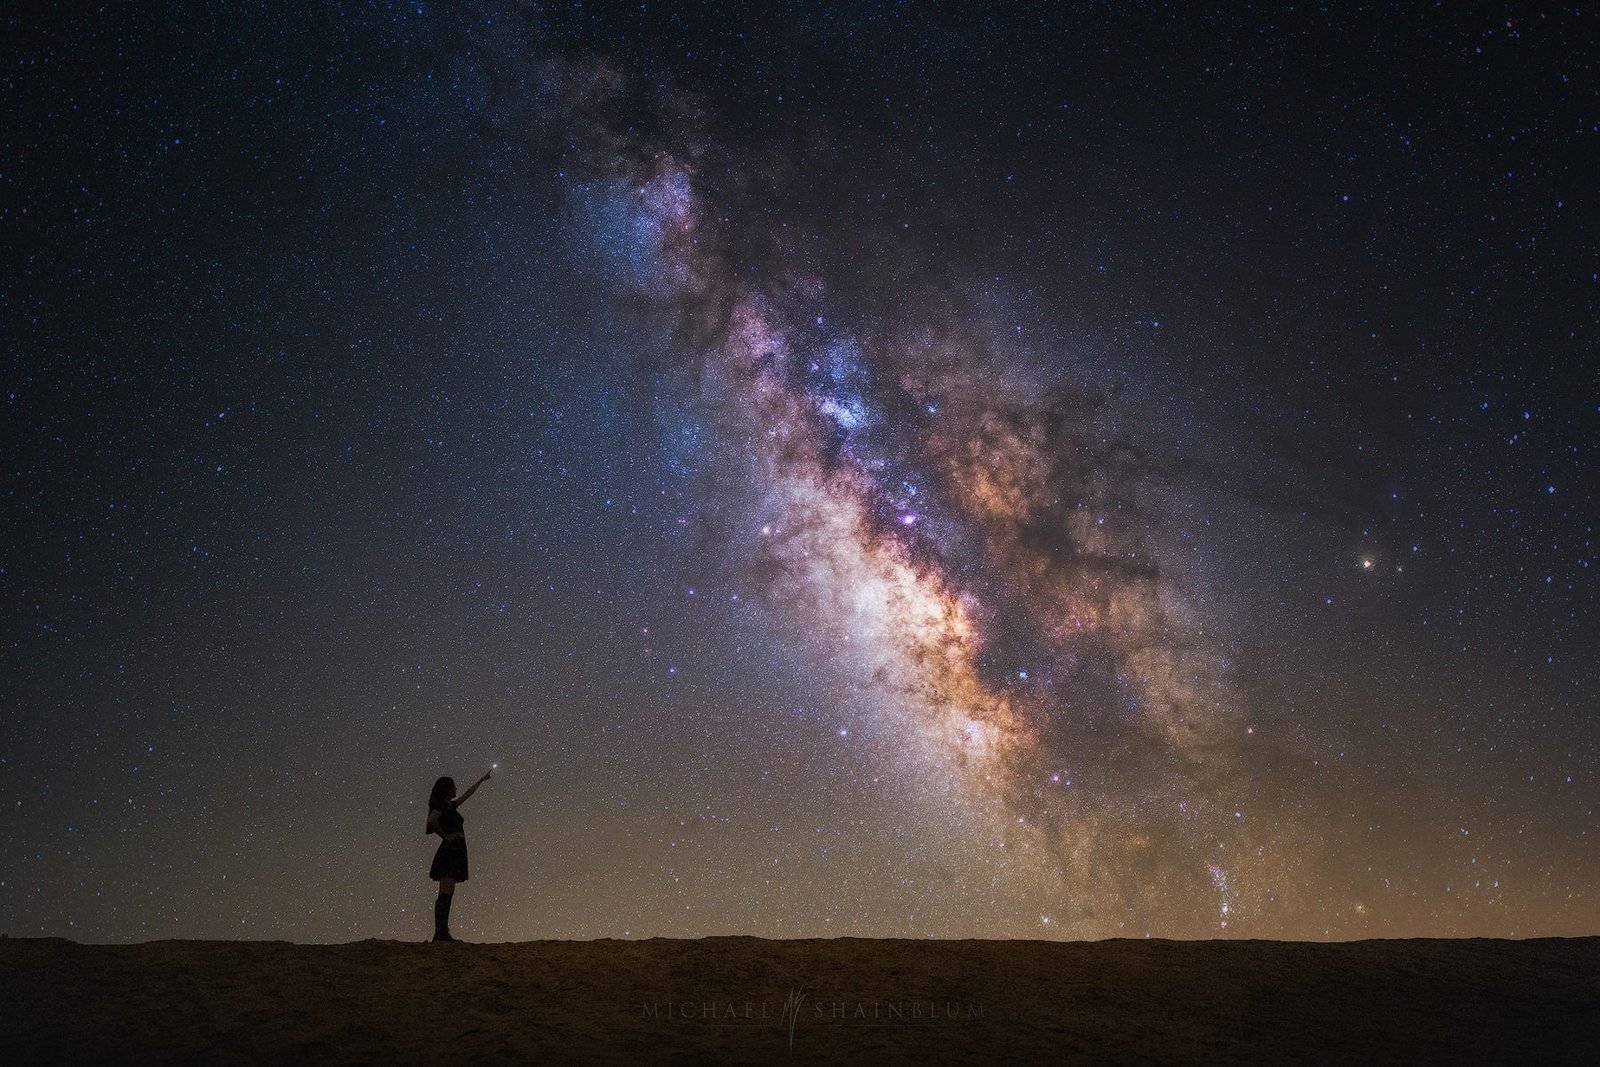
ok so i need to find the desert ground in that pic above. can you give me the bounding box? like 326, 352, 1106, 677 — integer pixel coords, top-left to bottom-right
2, 935, 1596, 1063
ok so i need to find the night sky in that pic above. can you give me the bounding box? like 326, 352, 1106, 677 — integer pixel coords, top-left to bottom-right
5, 3, 1597, 943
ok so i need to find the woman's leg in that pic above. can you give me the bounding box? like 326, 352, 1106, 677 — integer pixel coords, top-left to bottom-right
433, 878, 456, 940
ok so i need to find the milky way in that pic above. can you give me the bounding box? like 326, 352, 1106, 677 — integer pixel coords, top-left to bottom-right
548, 60, 1302, 936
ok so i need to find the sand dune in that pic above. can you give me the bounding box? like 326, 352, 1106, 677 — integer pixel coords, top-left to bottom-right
2, 935, 1595, 1062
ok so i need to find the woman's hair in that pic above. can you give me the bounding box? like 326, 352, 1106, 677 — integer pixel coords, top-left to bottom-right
428, 776, 456, 811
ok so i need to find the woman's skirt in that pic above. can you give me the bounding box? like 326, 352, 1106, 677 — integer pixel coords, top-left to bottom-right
429, 836, 469, 882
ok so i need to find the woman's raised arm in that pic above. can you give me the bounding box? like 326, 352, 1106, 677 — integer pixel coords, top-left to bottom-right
453, 768, 493, 806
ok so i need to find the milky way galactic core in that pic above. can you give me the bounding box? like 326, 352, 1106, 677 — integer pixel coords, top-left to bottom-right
553, 61, 1372, 937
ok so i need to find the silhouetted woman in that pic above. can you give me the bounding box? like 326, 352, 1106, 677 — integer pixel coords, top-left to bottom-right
426, 769, 491, 941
